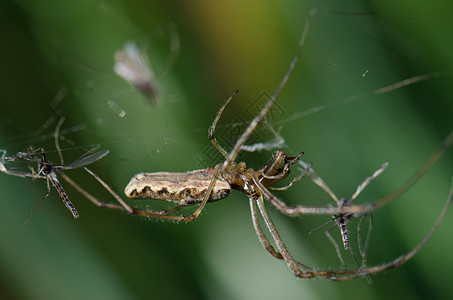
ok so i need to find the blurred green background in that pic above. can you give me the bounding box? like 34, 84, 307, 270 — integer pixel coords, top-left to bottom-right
0, 0, 452, 299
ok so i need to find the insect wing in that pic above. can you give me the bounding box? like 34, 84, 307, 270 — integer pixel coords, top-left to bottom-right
64, 150, 110, 169
114, 42, 159, 100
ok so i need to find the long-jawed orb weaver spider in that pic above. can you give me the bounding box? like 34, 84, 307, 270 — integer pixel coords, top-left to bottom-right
52, 53, 453, 280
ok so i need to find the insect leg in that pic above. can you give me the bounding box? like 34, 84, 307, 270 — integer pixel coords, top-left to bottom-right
325, 225, 346, 266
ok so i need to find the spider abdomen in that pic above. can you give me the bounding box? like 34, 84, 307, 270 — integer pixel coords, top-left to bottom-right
124, 169, 231, 205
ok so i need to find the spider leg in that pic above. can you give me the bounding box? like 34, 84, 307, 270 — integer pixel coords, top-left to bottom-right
156, 204, 188, 215
260, 170, 292, 181
224, 56, 298, 172
249, 197, 283, 260
82, 167, 133, 213
253, 173, 337, 215
208, 90, 239, 160
58, 170, 125, 211
255, 194, 317, 278
251, 196, 342, 279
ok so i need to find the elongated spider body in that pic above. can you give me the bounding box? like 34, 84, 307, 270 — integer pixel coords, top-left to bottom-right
125, 150, 303, 204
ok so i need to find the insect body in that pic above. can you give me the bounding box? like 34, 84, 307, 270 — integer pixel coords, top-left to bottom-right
335, 199, 352, 250
38, 155, 80, 218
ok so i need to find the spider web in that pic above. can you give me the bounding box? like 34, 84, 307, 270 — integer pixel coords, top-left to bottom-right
0, 2, 452, 299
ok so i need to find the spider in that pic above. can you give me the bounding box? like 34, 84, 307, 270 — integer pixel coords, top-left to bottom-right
52, 55, 453, 280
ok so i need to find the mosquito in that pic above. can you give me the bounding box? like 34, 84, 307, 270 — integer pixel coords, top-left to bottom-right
0, 118, 126, 220
295, 164, 385, 284
0, 146, 113, 220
